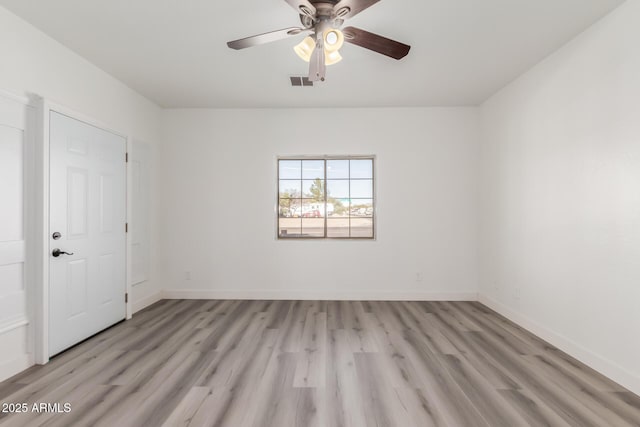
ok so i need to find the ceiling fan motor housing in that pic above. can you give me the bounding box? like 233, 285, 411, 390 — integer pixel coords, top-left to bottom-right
299, 2, 348, 30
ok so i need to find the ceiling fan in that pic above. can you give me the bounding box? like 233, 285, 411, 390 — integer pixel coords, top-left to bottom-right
226, 0, 411, 82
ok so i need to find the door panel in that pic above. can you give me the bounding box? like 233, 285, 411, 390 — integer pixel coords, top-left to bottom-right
49, 111, 126, 356
67, 259, 88, 319
67, 168, 89, 238
98, 254, 115, 305
99, 174, 115, 233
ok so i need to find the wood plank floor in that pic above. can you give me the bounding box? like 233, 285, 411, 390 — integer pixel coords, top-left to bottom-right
1, 300, 639, 427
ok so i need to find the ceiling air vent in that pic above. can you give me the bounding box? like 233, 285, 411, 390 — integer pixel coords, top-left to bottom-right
290, 76, 313, 87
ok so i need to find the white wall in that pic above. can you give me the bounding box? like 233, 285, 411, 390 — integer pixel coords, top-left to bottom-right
0, 94, 35, 382
0, 6, 161, 380
0, 7, 159, 143
158, 108, 480, 300
479, 0, 640, 395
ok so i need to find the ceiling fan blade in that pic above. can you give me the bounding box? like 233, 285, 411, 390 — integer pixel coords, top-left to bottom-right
227, 27, 309, 50
308, 46, 326, 82
342, 26, 410, 60
283, 0, 316, 18
333, 0, 380, 19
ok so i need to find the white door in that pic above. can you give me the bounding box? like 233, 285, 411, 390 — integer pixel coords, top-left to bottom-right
49, 111, 127, 356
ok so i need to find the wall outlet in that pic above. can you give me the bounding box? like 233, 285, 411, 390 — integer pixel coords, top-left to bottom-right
514, 285, 521, 301
185, 271, 191, 281
416, 272, 423, 282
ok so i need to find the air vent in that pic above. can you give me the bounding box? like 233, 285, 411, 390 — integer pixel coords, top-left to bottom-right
290, 76, 313, 87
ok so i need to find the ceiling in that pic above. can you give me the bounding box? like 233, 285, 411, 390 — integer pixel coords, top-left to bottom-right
0, 0, 624, 108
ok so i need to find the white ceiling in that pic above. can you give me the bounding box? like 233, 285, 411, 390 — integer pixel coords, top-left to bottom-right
0, 0, 624, 108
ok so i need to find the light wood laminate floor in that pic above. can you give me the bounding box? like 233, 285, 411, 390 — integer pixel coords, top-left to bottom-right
0, 300, 639, 427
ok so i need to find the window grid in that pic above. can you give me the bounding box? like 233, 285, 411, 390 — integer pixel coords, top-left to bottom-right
277, 157, 375, 240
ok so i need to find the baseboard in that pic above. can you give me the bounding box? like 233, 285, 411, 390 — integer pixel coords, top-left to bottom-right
478, 294, 640, 396
0, 354, 33, 383
132, 291, 164, 314
162, 289, 478, 302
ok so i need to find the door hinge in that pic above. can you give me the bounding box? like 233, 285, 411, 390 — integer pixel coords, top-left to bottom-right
126, 152, 129, 163
125, 223, 128, 233
125, 293, 129, 303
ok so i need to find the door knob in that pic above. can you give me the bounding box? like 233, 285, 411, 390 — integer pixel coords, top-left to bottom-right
52, 248, 74, 257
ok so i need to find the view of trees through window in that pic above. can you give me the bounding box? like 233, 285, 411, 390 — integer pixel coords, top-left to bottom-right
278, 158, 374, 239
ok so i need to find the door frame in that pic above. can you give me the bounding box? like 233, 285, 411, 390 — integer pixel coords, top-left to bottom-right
34, 98, 133, 364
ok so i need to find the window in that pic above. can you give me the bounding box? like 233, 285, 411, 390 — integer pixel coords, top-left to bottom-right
278, 157, 375, 239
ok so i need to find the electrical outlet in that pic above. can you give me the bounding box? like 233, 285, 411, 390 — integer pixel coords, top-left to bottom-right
514, 286, 521, 301
185, 271, 191, 281
416, 272, 422, 282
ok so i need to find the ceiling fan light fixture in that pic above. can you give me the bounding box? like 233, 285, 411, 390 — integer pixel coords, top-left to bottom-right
324, 50, 343, 66
293, 36, 316, 62
323, 29, 344, 53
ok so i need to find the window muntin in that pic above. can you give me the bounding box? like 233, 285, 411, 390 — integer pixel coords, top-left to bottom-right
278, 157, 375, 239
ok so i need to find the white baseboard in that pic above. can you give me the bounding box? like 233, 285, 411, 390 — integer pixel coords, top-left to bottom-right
478, 294, 640, 396
0, 354, 33, 383
132, 291, 164, 314
162, 289, 478, 302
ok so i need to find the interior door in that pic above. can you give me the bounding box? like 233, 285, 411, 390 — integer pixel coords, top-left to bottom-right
49, 111, 127, 356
